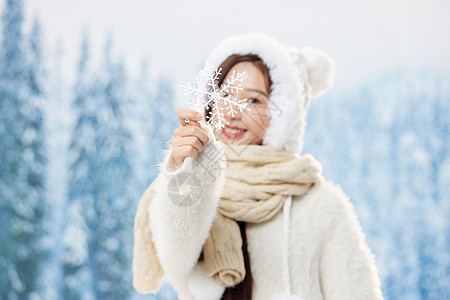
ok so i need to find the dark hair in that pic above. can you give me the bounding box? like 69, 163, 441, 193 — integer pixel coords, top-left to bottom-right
205, 54, 272, 123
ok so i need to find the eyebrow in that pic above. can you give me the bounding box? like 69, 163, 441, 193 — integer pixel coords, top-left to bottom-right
244, 88, 270, 99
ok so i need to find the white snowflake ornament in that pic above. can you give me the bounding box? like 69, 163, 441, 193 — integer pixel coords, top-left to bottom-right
181, 61, 250, 130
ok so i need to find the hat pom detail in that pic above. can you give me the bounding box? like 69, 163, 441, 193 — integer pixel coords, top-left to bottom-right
300, 47, 336, 99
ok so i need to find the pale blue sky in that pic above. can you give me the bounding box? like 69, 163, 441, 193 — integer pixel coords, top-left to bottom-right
2, 0, 449, 101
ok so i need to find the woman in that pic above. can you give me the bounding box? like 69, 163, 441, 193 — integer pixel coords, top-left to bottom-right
133, 32, 384, 300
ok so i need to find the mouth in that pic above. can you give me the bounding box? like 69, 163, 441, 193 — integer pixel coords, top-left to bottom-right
222, 124, 247, 138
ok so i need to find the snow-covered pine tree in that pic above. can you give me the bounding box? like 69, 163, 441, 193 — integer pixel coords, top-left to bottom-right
412, 72, 450, 299
127, 60, 156, 193
87, 37, 135, 300
26, 18, 45, 96
131, 62, 180, 300
64, 35, 135, 300
305, 69, 450, 299
0, 0, 47, 298
152, 76, 177, 165
40, 39, 72, 300
132, 62, 177, 184
24, 16, 49, 298
63, 34, 93, 300
126, 60, 180, 300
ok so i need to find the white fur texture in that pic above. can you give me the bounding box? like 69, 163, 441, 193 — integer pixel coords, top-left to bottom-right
246, 181, 384, 300
271, 293, 304, 300
203, 32, 335, 154
149, 146, 384, 300
299, 47, 335, 99
187, 262, 225, 300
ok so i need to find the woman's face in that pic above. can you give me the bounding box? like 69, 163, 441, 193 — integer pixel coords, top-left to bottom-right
211, 61, 270, 146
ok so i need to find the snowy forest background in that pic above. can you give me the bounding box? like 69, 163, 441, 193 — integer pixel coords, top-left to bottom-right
0, 0, 449, 299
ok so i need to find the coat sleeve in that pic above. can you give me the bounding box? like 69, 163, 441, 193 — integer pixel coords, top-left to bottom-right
147, 123, 228, 298
319, 184, 384, 300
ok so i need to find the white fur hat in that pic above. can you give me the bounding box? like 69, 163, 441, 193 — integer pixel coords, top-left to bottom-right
205, 32, 335, 154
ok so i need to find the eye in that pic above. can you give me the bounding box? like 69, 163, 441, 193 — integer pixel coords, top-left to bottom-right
221, 91, 230, 98
247, 98, 261, 104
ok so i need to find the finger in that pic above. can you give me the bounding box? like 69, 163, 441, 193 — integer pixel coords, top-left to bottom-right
183, 119, 201, 128
177, 108, 203, 126
172, 136, 204, 153
178, 125, 210, 146
175, 145, 199, 160
174, 125, 209, 145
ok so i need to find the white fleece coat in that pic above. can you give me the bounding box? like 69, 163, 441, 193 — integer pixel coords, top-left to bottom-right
139, 126, 384, 300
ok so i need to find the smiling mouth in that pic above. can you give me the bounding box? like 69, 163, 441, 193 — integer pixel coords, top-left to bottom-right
222, 125, 247, 138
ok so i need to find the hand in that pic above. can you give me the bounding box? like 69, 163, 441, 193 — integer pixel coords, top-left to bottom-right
169, 108, 210, 169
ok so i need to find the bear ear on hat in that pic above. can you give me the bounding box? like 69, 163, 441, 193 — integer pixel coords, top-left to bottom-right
299, 47, 336, 99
